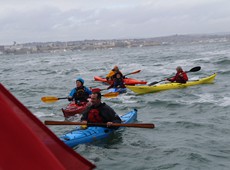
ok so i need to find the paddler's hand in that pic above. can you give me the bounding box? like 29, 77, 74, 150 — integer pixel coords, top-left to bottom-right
81, 120, 88, 129
68, 96, 73, 101
106, 122, 113, 127
86, 101, 92, 107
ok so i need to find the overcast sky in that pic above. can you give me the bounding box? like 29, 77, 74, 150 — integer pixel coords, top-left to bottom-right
1, 0, 230, 45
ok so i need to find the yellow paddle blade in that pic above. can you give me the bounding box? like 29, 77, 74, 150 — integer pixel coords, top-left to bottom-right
41, 96, 59, 103
102, 92, 119, 98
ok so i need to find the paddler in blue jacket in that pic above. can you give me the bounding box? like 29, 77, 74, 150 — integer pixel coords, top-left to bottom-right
81, 92, 121, 129
68, 78, 92, 104
107, 72, 126, 89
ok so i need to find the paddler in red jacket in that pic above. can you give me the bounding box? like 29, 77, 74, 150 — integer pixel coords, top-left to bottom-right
81, 92, 121, 129
166, 66, 188, 83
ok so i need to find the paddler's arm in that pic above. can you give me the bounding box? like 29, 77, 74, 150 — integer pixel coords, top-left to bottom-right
106, 70, 115, 80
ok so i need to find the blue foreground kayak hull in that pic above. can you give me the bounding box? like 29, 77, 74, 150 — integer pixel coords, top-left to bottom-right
60, 109, 137, 148
108, 88, 127, 94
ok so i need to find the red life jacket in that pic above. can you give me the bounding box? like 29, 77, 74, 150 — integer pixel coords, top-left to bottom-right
87, 109, 103, 123
173, 71, 188, 83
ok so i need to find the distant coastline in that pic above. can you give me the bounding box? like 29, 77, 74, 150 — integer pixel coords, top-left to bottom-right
1, 33, 230, 55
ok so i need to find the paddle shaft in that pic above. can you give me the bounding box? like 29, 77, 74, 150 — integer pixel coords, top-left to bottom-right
124, 70, 141, 77
44, 120, 155, 129
58, 97, 68, 100
41, 92, 119, 103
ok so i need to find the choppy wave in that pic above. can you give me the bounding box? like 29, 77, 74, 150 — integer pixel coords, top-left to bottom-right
1, 41, 230, 170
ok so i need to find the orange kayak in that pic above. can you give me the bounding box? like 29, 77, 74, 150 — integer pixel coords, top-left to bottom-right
94, 76, 147, 85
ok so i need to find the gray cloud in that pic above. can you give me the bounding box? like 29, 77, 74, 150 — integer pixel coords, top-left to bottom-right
1, 0, 230, 45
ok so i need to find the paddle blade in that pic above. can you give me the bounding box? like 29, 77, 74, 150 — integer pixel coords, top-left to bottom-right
102, 92, 119, 98
148, 79, 165, 86
148, 81, 159, 86
41, 96, 59, 103
124, 70, 141, 76
188, 66, 201, 72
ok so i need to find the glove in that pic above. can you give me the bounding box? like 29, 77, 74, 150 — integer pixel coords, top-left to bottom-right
81, 121, 88, 129
68, 97, 72, 101
80, 125, 87, 129
75, 100, 81, 105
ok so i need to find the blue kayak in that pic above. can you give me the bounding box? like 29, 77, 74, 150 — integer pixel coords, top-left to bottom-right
108, 87, 127, 94
60, 109, 137, 148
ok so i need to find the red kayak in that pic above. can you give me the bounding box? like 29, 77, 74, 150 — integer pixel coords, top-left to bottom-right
62, 101, 88, 118
94, 76, 147, 85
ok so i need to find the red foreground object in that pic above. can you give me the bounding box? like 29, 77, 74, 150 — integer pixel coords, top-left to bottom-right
0, 83, 95, 170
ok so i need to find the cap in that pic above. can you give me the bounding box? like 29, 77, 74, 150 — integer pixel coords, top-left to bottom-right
76, 78, 84, 85
114, 65, 118, 69
176, 66, 182, 71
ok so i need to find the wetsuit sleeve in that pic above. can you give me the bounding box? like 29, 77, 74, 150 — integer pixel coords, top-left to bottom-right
69, 88, 76, 97
107, 84, 113, 89
84, 87, 92, 95
80, 107, 91, 121
168, 76, 176, 82
99, 104, 121, 123
182, 72, 188, 81
119, 71, 124, 78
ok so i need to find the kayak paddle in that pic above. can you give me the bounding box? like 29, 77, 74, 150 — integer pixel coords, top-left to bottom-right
41, 92, 119, 103
148, 66, 201, 86
41, 96, 68, 103
124, 70, 141, 77
44, 120, 155, 129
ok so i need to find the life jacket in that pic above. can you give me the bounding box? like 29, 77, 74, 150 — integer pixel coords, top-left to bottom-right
73, 86, 89, 102
87, 108, 103, 123
174, 71, 188, 83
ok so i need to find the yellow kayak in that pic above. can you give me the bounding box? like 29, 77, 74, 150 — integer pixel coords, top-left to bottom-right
126, 73, 217, 94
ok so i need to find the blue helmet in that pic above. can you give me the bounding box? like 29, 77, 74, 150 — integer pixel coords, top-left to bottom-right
76, 77, 84, 85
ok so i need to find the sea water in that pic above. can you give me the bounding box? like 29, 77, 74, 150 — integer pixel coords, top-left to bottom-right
1, 40, 230, 170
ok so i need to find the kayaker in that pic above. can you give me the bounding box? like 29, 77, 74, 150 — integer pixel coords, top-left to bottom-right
107, 72, 126, 89
68, 78, 92, 104
81, 92, 122, 129
166, 66, 188, 83
106, 65, 124, 81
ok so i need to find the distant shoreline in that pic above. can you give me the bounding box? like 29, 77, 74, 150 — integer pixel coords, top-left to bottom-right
1, 33, 230, 55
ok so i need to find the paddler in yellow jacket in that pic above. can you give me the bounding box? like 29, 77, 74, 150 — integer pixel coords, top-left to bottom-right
106, 65, 124, 81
